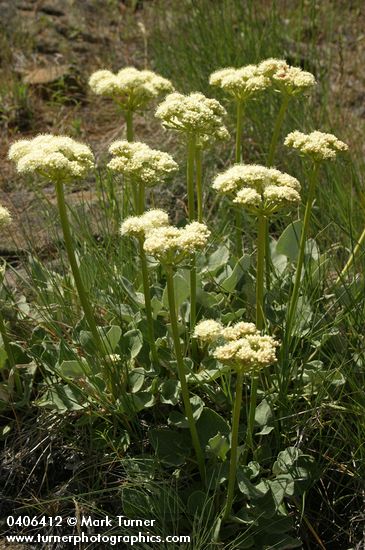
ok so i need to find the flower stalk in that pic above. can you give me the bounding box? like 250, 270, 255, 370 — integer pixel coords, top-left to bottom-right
336, 227, 365, 283
286, 162, 319, 338
187, 136, 197, 359
223, 370, 244, 521
165, 266, 205, 482
55, 179, 104, 354
138, 236, 159, 368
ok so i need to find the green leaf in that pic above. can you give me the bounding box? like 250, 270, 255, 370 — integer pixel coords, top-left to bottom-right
272, 447, 302, 475
237, 469, 269, 499
168, 410, 188, 428
220, 255, 250, 292
59, 359, 88, 379
160, 379, 180, 405
254, 398, 272, 427
120, 329, 143, 359
191, 394, 205, 420
128, 368, 145, 393
196, 407, 230, 448
149, 428, 191, 466
103, 325, 122, 353
207, 432, 229, 461
202, 244, 230, 275
276, 220, 302, 261
162, 271, 190, 310
36, 384, 86, 411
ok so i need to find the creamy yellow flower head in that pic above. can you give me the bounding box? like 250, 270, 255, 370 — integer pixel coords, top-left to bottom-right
0, 205, 12, 228
257, 58, 288, 77
213, 164, 301, 215
89, 67, 173, 112
195, 317, 278, 374
143, 221, 211, 264
193, 319, 223, 343
155, 92, 229, 147
284, 130, 349, 161
210, 65, 271, 101
120, 209, 169, 238
8, 135, 94, 181
108, 140, 178, 186
213, 334, 278, 373
270, 64, 316, 95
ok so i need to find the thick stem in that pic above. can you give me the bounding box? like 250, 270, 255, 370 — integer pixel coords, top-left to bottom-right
235, 100, 243, 163
256, 213, 267, 330
267, 94, 290, 167
337, 226, 365, 283
138, 238, 159, 368
223, 370, 244, 521
234, 101, 244, 255
166, 266, 205, 482
125, 110, 134, 142
55, 179, 103, 353
190, 256, 197, 361
138, 181, 145, 215
286, 163, 319, 337
242, 376, 259, 466
195, 147, 203, 223
187, 137, 196, 221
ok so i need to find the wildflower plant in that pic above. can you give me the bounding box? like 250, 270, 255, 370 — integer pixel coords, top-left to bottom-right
194, 319, 278, 520
284, 130, 348, 340
0, 205, 15, 370
8, 135, 104, 355
89, 67, 173, 141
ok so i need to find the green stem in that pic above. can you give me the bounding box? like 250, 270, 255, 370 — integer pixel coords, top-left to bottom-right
267, 94, 290, 167
190, 256, 197, 361
256, 213, 267, 330
195, 147, 203, 223
241, 213, 266, 465
138, 181, 145, 215
187, 137, 196, 221
242, 376, 259, 466
286, 163, 319, 338
234, 101, 244, 255
166, 266, 205, 482
337, 226, 365, 283
138, 238, 159, 368
55, 179, 103, 353
235, 100, 243, 163
223, 370, 244, 521
125, 110, 134, 142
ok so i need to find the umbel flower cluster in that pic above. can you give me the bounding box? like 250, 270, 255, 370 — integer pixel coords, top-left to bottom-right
155, 92, 229, 146
0, 205, 12, 228
194, 319, 278, 374
108, 141, 178, 186
285, 130, 349, 161
213, 164, 301, 215
121, 210, 210, 264
8, 135, 94, 181
89, 67, 174, 112
210, 58, 316, 100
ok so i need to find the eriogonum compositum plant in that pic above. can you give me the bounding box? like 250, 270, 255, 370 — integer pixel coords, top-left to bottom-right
284, 130, 348, 341
108, 140, 178, 213
8, 135, 105, 355
121, 209, 169, 368
156, 91, 227, 347
256, 58, 317, 166
194, 319, 278, 520
89, 67, 173, 141
144, 219, 211, 482
213, 164, 301, 330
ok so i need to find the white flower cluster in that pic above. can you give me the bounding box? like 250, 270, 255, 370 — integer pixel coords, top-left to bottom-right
8, 135, 94, 181
108, 141, 178, 187
0, 205, 12, 228
194, 319, 278, 373
155, 92, 229, 146
143, 221, 211, 264
120, 209, 169, 238
212, 164, 301, 215
284, 130, 349, 161
209, 58, 316, 101
89, 67, 173, 111
210, 65, 271, 101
